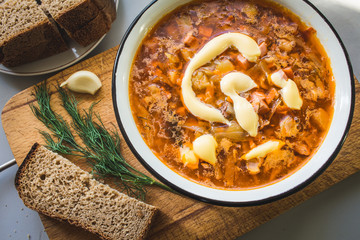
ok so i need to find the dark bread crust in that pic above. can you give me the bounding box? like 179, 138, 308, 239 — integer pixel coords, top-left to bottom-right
49, 0, 100, 33
15, 143, 157, 240
0, 48, 3, 63
41, 0, 116, 47
15, 142, 40, 190
137, 210, 157, 240
69, 10, 110, 46
63, 0, 116, 46
92, 0, 108, 9
94, 0, 116, 24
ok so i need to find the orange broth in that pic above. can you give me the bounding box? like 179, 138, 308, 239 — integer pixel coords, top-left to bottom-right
129, 0, 335, 189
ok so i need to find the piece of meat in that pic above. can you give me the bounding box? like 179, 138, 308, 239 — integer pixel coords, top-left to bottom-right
198, 25, 213, 37
219, 101, 235, 118
265, 88, 279, 105
258, 100, 270, 114
293, 142, 311, 156
250, 91, 270, 114
259, 42, 268, 57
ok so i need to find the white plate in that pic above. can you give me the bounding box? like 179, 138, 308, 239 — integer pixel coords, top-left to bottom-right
0, 0, 119, 76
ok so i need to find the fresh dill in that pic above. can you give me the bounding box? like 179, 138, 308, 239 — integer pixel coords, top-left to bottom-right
30, 82, 173, 201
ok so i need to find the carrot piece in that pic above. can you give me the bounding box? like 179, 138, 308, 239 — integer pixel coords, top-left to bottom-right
176, 106, 187, 116
275, 105, 290, 115
197, 93, 206, 101
258, 100, 270, 114
183, 31, 197, 47
180, 48, 194, 61
199, 26, 213, 37
154, 68, 163, 76
259, 42, 268, 57
250, 91, 266, 113
283, 67, 294, 79
236, 54, 250, 70
226, 96, 233, 104
252, 91, 266, 100
249, 140, 256, 149
184, 116, 199, 126
205, 84, 215, 102
176, 77, 182, 86
265, 88, 279, 105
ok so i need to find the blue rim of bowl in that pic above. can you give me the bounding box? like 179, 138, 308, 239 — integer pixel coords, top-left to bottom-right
112, 0, 355, 207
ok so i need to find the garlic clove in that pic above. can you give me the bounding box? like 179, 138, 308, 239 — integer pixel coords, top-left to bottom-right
193, 134, 218, 166
60, 70, 102, 95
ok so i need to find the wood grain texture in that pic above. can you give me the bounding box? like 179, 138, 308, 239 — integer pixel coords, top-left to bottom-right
2, 46, 360, 240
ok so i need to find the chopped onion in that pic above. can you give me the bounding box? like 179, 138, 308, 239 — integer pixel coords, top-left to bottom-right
211, 122, 247, 141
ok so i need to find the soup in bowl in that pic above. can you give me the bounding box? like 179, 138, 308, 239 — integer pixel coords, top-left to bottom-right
113, 0, 354, 205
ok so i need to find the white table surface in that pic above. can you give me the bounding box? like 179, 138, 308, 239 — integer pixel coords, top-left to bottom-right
1, 0, 359, 239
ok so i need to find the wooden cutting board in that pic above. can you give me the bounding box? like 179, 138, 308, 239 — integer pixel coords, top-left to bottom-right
2, 46, 360, 240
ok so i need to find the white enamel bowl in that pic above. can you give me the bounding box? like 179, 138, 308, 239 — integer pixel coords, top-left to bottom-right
112, 0, 355, 206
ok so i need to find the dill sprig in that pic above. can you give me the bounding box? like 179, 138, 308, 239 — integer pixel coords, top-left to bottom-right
30, 82, 172, 200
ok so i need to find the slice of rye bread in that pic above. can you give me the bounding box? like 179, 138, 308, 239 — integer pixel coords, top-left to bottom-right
65, 0, 116, 46
41, 0, 116, 46
92, 0, 116, 24
0, 0, 68, 67
40, 0, 100, 33
15, 143, 157, 240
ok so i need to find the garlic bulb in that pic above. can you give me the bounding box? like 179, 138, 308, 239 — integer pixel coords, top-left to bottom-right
60, 70, 102, 95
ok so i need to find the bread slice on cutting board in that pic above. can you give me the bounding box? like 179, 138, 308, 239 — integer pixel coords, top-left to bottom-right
15, 143, 157, 240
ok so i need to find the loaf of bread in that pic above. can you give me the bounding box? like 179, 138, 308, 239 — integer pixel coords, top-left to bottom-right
0, 0, 69, 67
15, 143, 157, 240
0, 0, 116, 67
